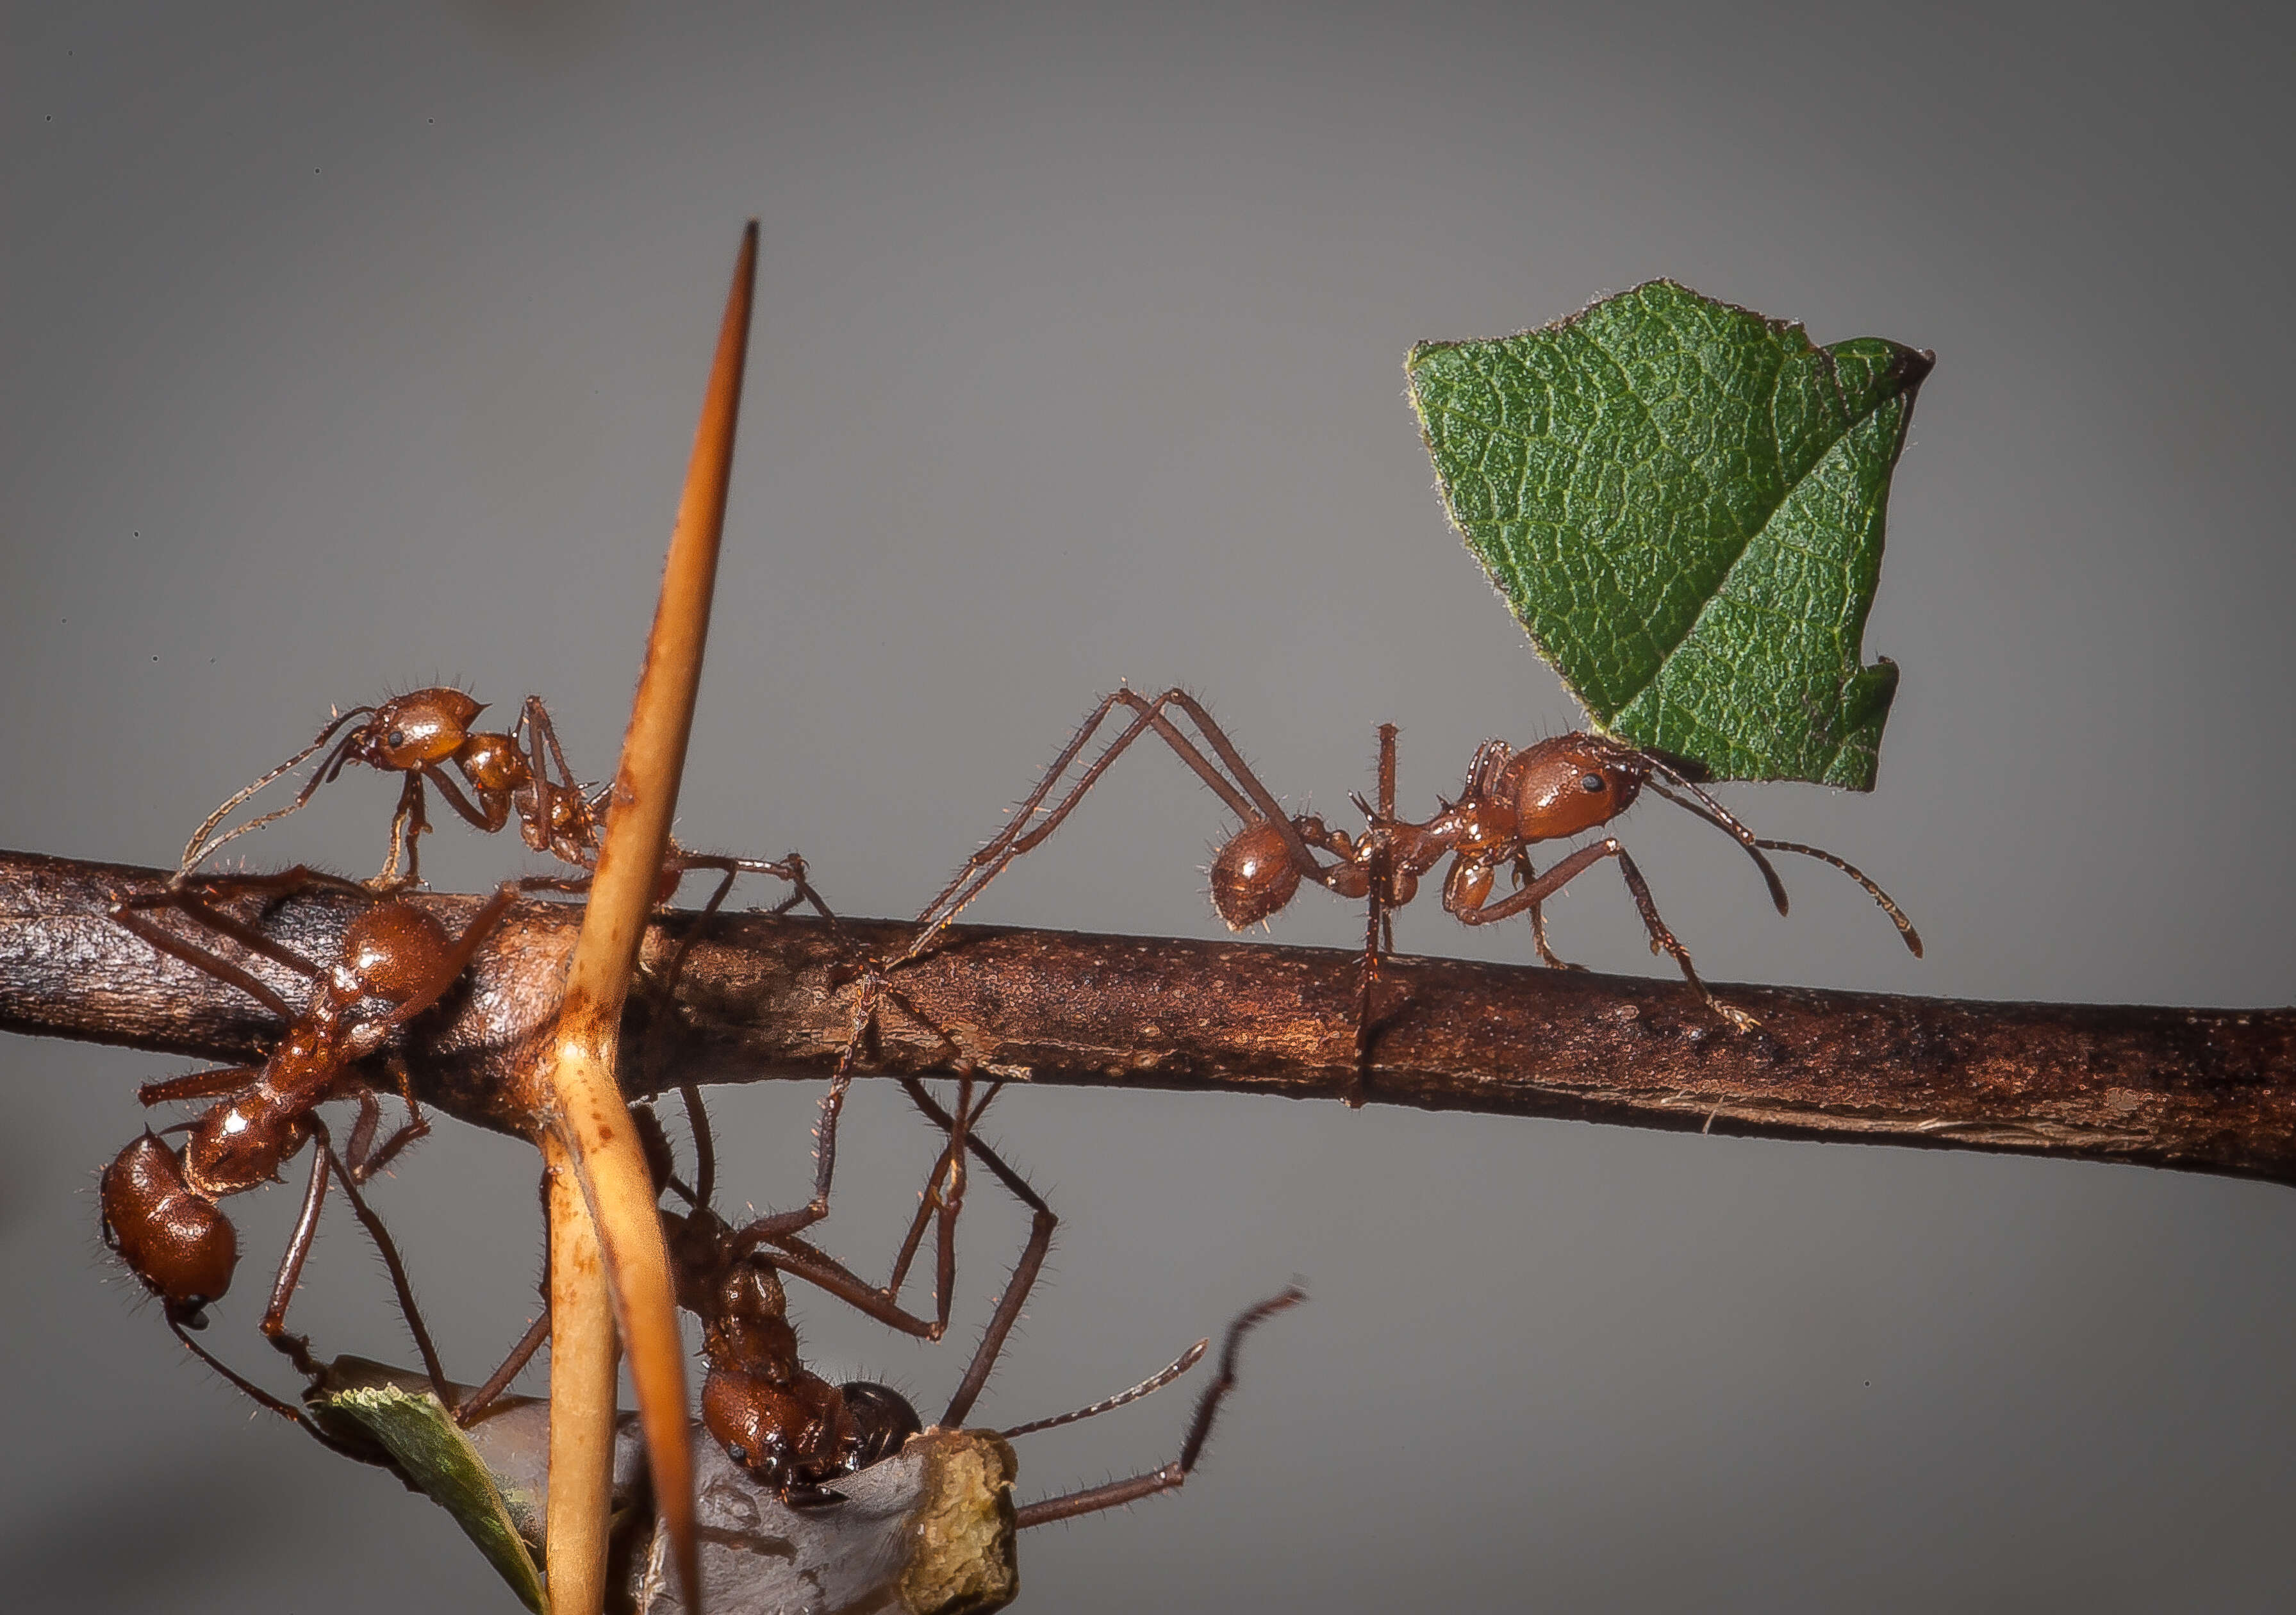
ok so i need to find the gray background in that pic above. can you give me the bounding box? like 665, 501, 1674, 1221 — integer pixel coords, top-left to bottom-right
5, 3, 2293, 1610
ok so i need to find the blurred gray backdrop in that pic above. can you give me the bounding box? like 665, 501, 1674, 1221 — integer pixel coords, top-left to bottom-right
6, 3, 2294, 1610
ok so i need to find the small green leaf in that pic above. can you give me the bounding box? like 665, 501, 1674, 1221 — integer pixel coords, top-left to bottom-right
1407, 281, 1928, 788
317, 1381, 550, 1614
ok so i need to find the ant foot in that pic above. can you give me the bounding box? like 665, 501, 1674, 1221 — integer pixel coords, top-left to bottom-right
1708, 998, 1760, 1034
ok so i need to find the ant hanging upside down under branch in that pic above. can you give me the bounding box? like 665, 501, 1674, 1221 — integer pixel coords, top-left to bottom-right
628, 1088, 1303, 1521
98, 869, 520, 1454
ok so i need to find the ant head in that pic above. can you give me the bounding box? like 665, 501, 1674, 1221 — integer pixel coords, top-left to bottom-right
1210, 818, 1303, 929
841, 1380, 925, 1464
100, 1132, 239, 1313
352, 688, 485, 772
336, 902, 454, 1006
1510, 733, 1649, 839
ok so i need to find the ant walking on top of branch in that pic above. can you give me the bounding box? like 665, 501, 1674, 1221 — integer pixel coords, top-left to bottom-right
839, 687, 1920, 1093
99, 868, 520, 1454
177, 686, 830, 925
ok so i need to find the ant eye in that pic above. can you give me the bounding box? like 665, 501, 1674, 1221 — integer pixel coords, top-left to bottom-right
386, 730, 406, 749
1580, 774, 1606, 793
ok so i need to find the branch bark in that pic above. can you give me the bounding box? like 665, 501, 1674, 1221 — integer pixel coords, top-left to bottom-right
6, 850, 2294, 1185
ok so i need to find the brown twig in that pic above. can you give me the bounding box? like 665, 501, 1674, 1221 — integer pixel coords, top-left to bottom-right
6, 849, 2293, 1186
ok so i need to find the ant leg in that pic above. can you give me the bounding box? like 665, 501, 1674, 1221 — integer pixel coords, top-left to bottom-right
1512, 850, 1584, 972
348, 1057, 431, 1182
111, 870, 357, 1021
737, 1077, 997, 1345
515, 696, 607, 863
163, 1314, 388, 1466
1346, 723, 1404, 1105
456, 1313, 550, 1425
679, 1082, 716, 1211
256, 1138, 336, 1380
424, 764, 513, 836
650, 851, 836, 1015
733, 948, 960, 1249
852, 1074, 986, 1336
306, 1122, 458, 1406
342, 1089, 384, 1173
904, 688, 1332, 964
137, 1065, 258, 1107
1460, 839, 1757, 1031
670, 851, 836, 924
373, 773, 433, 890
456, 1168, 556, 1427
1009, 1288, 1305, 1527
899, 1079, 1058, 1430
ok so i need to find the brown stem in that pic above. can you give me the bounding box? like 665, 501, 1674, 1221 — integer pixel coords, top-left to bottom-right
6, 850, 2295, 1184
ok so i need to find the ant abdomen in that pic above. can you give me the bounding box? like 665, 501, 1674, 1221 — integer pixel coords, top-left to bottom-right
101, 1133, 238, 1322
1210, 819, 1301, 928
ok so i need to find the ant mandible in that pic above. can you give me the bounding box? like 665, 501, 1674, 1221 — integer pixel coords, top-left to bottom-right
178, 687, 829, 923
100, 868, 518, 1443
865, 688, 1920, 1070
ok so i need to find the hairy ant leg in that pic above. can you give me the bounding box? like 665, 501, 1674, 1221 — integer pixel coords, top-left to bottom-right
450, 1168, 557, 1427
749, 1074, 1007, 1355
160, 1314, 389, 1466
894, 1079, 1057, 1430
1002, 1288, 1307, 1528
255, 1118, 454, 1405
1451, 834, 1758, 1030
113, 866, 372, 1019
901, 688, 1339, 966
666, 1074, 1007, 1346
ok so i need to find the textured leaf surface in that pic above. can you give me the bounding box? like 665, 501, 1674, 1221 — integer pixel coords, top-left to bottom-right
320, 1382, 550, 1614
1407, 281, 1928, 788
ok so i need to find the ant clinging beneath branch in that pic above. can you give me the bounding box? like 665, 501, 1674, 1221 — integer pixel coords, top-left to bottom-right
625, 1092, 1302, 1522
879, 687, 1919, 1076
178, 686, 830, 922
99, 870, 519, 1452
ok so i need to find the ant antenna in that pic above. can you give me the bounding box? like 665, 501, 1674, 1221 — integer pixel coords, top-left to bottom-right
1641, 775, 1792, 915
1749, 836, 1923, 956
999, 1339, 1210, 1439
1645, 775, 1922, 956
179, 708, 376, 872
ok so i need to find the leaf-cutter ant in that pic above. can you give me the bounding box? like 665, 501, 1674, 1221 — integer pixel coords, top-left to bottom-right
177, 687, 829, 922
99, 869, 517, 1445
866, 688, 1919, 1075
621, 1089, 1301, 1520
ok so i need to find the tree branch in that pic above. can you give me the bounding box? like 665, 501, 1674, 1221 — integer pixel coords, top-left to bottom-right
6, 850, 2293, 1184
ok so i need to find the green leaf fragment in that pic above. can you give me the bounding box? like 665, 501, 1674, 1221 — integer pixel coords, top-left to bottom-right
1407, 280, 1928, 789
318, 1382, 550, 1614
